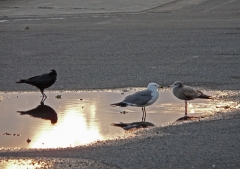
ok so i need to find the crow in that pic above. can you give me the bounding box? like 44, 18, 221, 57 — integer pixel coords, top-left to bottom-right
16, 69, 57, 100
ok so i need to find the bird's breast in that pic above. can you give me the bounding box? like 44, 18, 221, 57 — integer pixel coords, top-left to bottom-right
147, 91, 159, 105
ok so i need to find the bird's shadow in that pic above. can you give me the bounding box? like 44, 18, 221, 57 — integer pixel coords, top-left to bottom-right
17, 101, 58, 124
111, 121, 155, 130
176, 116, 200, 121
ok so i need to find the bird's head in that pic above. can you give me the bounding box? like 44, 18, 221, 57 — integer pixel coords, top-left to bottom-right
50, 69, 57, 76
147, 82, 160, 90
169, 81, 183, 88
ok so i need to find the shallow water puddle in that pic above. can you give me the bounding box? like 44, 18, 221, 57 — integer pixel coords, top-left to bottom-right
0, 89, 234, 149
0, 157, 102, 169
0, 158, 52, 169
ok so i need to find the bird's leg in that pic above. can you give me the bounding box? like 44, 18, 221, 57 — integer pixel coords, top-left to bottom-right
185, 100, 188, 116
43, 92, 47, 98
40, 89, 47, 98
42, 96, 47, 103
142, 107, 144, 121
40, 89, 47, 103
40, 100, 44, 105
143, 107, 146, 122
40, 89, 44, 98
41, 94, 47, 103
41, 97, 44, 103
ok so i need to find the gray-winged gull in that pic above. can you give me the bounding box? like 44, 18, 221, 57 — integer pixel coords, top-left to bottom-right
169, 81, 211, 117
111, 82, 159, 121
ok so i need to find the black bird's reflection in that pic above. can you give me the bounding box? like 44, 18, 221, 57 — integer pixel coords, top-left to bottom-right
111, 121, 155, 130
17, 102, 58, 124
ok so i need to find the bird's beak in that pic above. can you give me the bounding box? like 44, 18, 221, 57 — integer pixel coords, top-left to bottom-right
157, 85, 163, 91
168, 84, 174, 87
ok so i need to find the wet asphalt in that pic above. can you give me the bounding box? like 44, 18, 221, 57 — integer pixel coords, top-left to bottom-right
0, 0, 240, 92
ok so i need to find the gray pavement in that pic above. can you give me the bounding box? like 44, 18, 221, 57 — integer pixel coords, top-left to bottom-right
0, 0, 206, 16
0, 0, 240, 91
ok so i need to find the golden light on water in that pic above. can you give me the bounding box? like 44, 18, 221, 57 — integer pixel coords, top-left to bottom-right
189, 103, 195, 114
0, 90, 238, 149
30, 102, 103, 148
1, 158, 52, 169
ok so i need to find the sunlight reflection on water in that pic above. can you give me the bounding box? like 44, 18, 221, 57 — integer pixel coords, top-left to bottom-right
0, 89, 236, 149
0, 158, 53, 169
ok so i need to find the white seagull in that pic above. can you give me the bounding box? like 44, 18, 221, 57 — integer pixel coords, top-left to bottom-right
169, 81, 212, 117
111, 82, 159, 121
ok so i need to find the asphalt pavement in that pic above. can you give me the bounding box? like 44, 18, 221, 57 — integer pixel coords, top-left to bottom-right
0, 0, 240, 91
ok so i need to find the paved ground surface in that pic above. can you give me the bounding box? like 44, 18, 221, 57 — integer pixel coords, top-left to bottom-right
0, 0, 208, 16
0, 0, 240, 91
0, 0, 240, 168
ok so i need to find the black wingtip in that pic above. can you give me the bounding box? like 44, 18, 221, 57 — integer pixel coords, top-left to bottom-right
110, 102, 127, 107
201, 94, 212, 99
110, 123, 126, 127
197, 90, 212, 99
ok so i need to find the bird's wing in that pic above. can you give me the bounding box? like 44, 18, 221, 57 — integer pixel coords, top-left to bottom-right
26, 74, 52, 85
181, 86, 200, 99
123, 90, 152, 105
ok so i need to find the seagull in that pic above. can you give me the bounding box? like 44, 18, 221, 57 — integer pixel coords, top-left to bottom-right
169, 81, 211, 117
111, 82, 159, 121
16, 69, 57, 101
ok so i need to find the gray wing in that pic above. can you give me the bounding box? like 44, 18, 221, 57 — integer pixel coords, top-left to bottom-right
123, 90, 152, 105
181, 86, 201, 99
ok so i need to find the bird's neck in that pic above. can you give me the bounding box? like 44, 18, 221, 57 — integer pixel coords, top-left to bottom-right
178, 83, 184, 87
49, 72, 57, 77
147, 88, 157, 92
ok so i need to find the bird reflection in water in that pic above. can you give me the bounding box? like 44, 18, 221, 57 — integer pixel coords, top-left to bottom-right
17, 101, 58, 124
111, 121, 155, 130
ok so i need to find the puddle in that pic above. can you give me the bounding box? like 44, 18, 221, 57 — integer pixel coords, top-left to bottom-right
0, 157, 111, 169
0, 89, 236, 149
0, 158, 52, 169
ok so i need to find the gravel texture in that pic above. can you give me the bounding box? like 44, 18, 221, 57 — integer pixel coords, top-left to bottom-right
0, 1, 240, 91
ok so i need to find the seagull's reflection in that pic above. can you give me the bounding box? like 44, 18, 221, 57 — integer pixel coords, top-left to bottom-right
17, 101, 58, 124
111, 121, 155, 130
176, 116, 200, 121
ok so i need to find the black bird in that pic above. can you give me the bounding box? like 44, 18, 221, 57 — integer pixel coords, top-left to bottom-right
16, 69, 57, 101
17, 101, 58, 124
